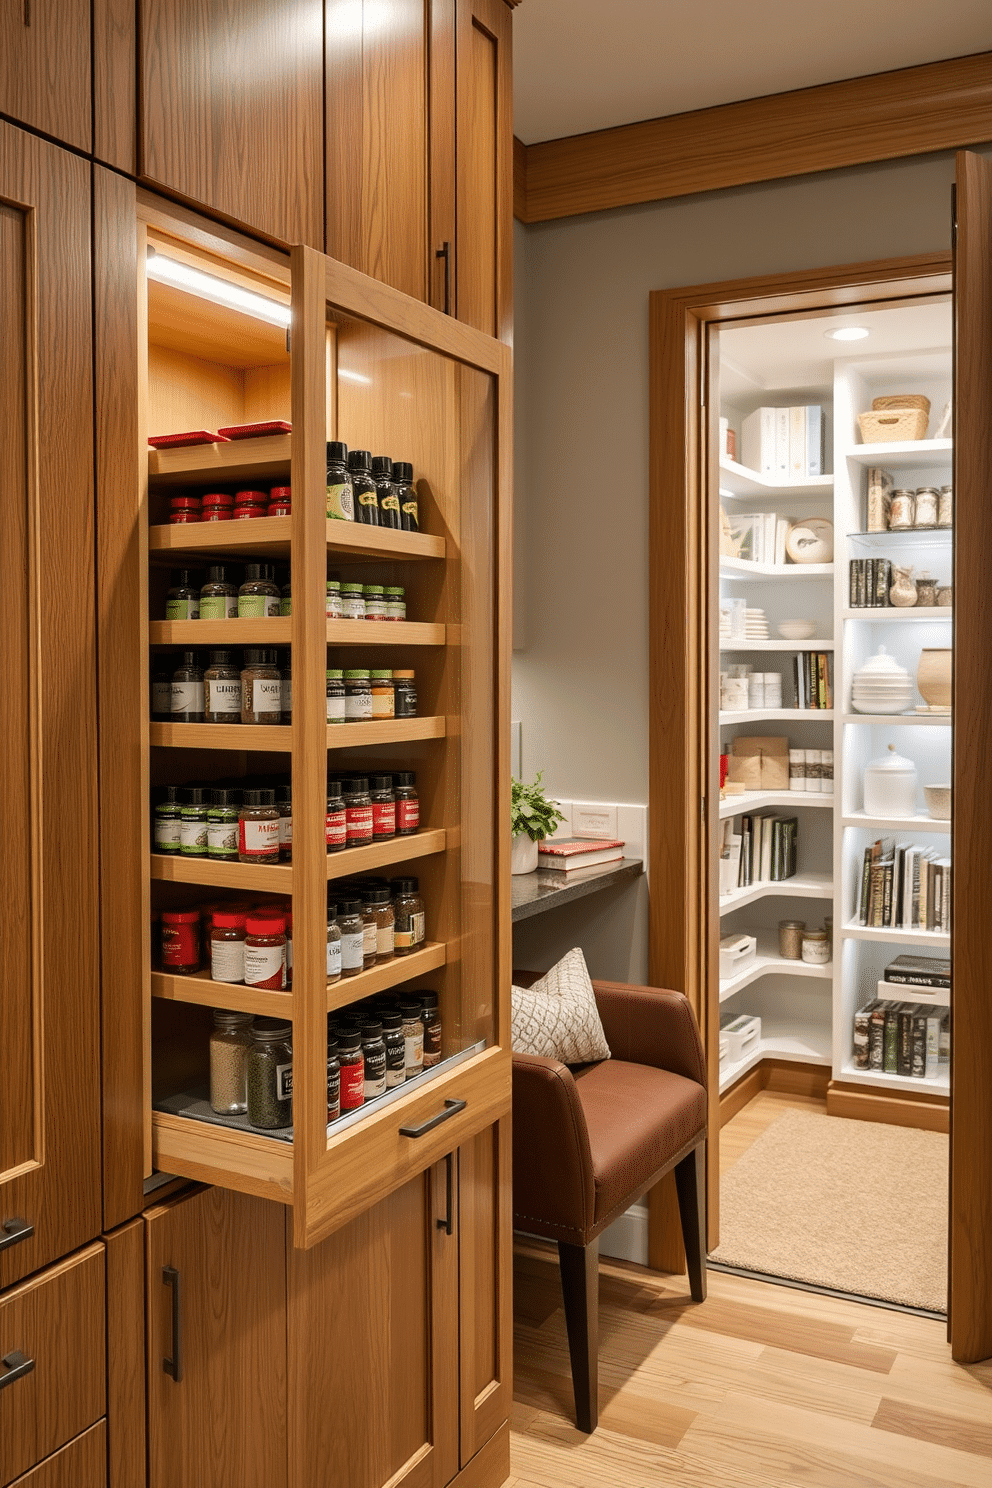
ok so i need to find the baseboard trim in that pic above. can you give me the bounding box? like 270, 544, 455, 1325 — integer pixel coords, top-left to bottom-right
455, 1421, 510, 1488
826, 1081, 949, 1132
720, 1058, 829, 1122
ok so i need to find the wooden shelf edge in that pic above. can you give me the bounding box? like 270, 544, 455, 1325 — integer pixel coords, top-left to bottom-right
151, 1112, 294, 1202
326, 829, 447, 880
149, 515, 291, 552
148, 433, 292, 485
151, 854, 292, 891
326, 941, 448, 1011
327, 716, 446, 748
150, 722, 292, 751
152, 972, 293, 1017
150, 618, 291, 645
326, 520, 446, 561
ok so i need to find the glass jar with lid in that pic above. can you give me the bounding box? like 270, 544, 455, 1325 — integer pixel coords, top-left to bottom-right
394, 772, 419, 835
392, 877, 426, 955
204, 649, 242, 723
359, 1018, 387, 1100
341, 583, 365, 620
171, 651, 205, 721
154, 786, 182, 855
238, 563, 281, 618
169, 494, 201, 524
268, 486, 292, 517
370, 774, 396, 840
938, 485, 953, 528
392, 461, 418, 531
161, 908, 200, 974
384, 586, 406, 621
243, 912, 286, 989
370, 672, 394, 720
398, 997, 424, 1078
393, 670, 417, 717
199, 565, 237, 620
246, 1019, 293, 1128
201, 492, 233, 521
207, 787, 240, 861
344, 670, 373, 721
326, 905, 342, 983
179, 786, 209, 857
326, 580, 344, 619
326, 668, 345, 724
915, 573, 938, 608
239, 789, 280, 863
344, 777, 373, 846
233, 489, 269, 521
337, 900, 366, 978
381, 1009, 406, 1088
364, 585, 388, 622
888, 490, 915, 530
210, 1010, 253, 1114
360, 896, 379, 969
338, 1028, 364, 1112
165, 568, 200, 620
326, 783, 346, 852
326, 1032, 341, 1122
326, 440, 354, 522
368, 887, 395, 961
348, 449, 379, 525
373, 456, 400, 528
420, 990, 443, 1068
241, 648, 282, 723
913, 487, 938, 530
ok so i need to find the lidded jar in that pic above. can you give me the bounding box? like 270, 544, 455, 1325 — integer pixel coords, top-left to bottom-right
209, 1010, 253, 1114
850, 646, 913, 716
863, 744, 918, 818
246, 1019, 293, 1128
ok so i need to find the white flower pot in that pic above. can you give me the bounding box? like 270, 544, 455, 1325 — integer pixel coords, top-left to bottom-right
511, 833, 539, 875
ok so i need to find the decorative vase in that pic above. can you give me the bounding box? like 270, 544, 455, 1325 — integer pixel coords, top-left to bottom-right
889, 566, 917, 607
511, 832, 539, 875
916, 648, 952, 709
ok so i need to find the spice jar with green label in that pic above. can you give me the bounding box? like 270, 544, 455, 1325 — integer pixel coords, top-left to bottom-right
340, 583, 365, 620
171, 651, 205, 721
344, 670, 373, 721
166, 569, 201, 620
154, 785, 182, 854
392, 462, 419, 531
326, 669, 345, 724
204, 649, 242, 722
179, 786, 209, 857
246, 1019, 293, 1128
238, 563, 281, 618
384, 587, 406, 621
240, 648, 282, 723
326, 441, 355, 521
364, 585, 388, 621
373, 456, 401, 529
326, 580, 343, 619
207, 786, 240, 860
199, 565, 238, 620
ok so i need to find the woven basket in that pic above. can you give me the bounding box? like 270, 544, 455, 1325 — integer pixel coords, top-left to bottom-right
871, 394, 931, 415
858, 408, 929, 443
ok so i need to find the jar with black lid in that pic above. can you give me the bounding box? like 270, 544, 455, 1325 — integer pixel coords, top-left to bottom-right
392, 877, 426, 955
154, 786, 182, 855
151, 658, 173, 720
359, 895, 379, 969
370, 774, 396, 841
359, 1018, 387, 1100
326, 782, 346, 852
207, 786, 240, 860
394, 772, 420, 835
420, 990, 442, 1068
241, 648, 282, 724
326, 668, 345, 724
171, 650, 205, 721
326, 1032, 341, 1122
398, 997, 425, 1078
393, 670, 418, 718
326, 440, 355, 522
200, 565, 237, 620
348, 449, 379, 525
344, 669, 373, 722
277, 781, 292, 862
238, 563, 281, 618
337, 900, 366, 977
179, 786, 209, 857
246, 1019, 293, 1129
372, 456, 401, 529
166, 568, 201, 620
204, 649, 242, 723
239, 788, 280, 863
338, 1028, 364, 1112
326, 904, 342, 982
344, 777, 373, 846
381, 1009, 406, 1088
392, 461, 419, 531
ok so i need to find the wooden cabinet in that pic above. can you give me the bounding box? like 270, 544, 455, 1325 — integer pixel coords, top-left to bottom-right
0, 1, 91, 151
0, 122, 101, 1292
456, 1120, 511, 1466
454, 0, 512, 343
7, 1425, 106, 1488
138, 0, 324, 247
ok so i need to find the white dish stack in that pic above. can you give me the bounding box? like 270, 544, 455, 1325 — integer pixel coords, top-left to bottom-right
851, 646, 914, 715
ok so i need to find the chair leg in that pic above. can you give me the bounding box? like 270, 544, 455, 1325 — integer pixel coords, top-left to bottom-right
557, 1238, 599, 1432
674, 1142, 707, 1303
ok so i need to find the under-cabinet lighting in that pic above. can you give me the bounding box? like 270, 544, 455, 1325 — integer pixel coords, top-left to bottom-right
825, 326, 870, 341
146, 250, 292, 328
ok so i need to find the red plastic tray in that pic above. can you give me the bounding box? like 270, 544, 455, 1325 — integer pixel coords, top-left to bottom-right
148, 430, 230, 449
215, 421, 292, 440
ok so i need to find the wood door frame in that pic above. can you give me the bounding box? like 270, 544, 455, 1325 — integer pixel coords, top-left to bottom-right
648, 251, 953, 1264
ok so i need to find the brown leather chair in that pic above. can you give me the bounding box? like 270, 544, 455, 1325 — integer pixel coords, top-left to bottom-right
512, 973, 708, 1433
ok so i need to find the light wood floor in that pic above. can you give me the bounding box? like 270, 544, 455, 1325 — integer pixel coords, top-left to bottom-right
511, 1091, 991, 1487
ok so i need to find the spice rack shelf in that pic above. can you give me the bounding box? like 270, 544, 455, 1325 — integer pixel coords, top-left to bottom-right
149, 717, 447, 752
324, 828, 447, 879
846, 438, 952, 469
152, 853, 291, 893
326, 941, 448, 1013
327, 716, 447, 748
324, 620, 447, 646
720, 638, 835, 652
720, 708, 835, 724
719, 790, 834, 819
148, 433, 293, 485
152, 1109, 294, 1198
149, 619, 447, 647
148, 516, 446, 564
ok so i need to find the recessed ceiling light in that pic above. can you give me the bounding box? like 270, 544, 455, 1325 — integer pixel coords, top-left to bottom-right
825, 326, 870, 342
146, 249, 292, 327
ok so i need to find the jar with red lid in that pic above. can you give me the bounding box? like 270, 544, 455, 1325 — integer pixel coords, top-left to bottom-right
161, 909, 200, 974
233, 489, 269, 520
210, 911, 247, 984
268, 487, 292, 517
239, 788, 280, 862
243, 914, 286, 990
201, 491, 233, 522
337, 1028, 364, 1112
169, 495, 202, 525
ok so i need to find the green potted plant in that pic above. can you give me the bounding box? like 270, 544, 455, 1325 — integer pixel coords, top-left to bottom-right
511, 773, 565, 874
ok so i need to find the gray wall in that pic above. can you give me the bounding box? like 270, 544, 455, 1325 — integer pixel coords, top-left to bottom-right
511, 148, 979, 981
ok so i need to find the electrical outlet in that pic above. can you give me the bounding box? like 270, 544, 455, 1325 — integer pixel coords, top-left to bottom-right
571, 802, 619, 839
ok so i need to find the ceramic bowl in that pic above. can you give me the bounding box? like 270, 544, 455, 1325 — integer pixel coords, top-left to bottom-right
924, 784, 952, 820
777, 620, 816, 640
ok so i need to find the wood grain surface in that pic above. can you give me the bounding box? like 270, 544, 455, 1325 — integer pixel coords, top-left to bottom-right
93, 0, 137, 172
456, 0, 513, 343
6, 1423, 107, 1488
105, 1220, 147, 1488
0, 0, 90, 151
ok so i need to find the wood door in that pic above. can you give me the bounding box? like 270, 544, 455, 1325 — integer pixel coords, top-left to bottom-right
0, 122, 101, 1291
457, 1121, 511, 1467
288, 1160, 459, 1488
950, 148, 992, 1365
139, 0, 323, 248
144, 1187, 288, 1488
454, 0, 512, 342
0, 2, 90, 152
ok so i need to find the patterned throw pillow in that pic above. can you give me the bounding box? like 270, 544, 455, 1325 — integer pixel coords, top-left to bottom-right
511, 947, 611, 1064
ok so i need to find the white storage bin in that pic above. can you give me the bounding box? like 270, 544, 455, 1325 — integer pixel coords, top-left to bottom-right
719, 1034, 730, 1070
722, 1014, 761, 1062
719, 933, 757, 980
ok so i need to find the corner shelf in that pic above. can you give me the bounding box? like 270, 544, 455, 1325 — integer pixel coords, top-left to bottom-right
720, 709, 834, 724
719, 872, 833, 914
842, 810, 950, 833
720, 638, 834, 652
718, 459, 833, 498
719, 791, 833, 819
721, 557, 833, 579
719, 1019, 832, 1094
836, 1063, 948, 1096
845, 439, 952, 469
719, 935, 833, 1001
841, 713, 951, 727
841, 920, 950, 950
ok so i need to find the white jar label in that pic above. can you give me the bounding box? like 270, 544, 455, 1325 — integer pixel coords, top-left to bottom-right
207, 678, 241, 714
341, 596, 365, 620
253, 678, 282, 713
207, 820, 238, 854
152, 680, 172, 714
404, 1029, 424, 1071
344, 691, 373, 721
376, 922, 394, 955
244, 942, 284, 985
363, 920, 377, 956
211, 939, 245, 983
326, 693, 345, 723
340, 929, 364, 970
276, 1063, 293, 1101
154, 818, 181, 848
171, 681, 204, 714
241, 817, 280, 855
279, 815, 293, 846
179, 817, 207, 851
326, 938, 341, 978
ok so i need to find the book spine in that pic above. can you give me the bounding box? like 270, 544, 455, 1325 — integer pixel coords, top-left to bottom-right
882, 861, 894, 927
789, 405, 806, 479
896, 1009, 913, 1077
806, 405, 823, 477
856, 559, 866, 608
859, 846, 872, 925
869, 1008, 886, 1069
883, 1008, 899, 1072
910, 1010, 928, 1079
775, 408, 790, 476
884, 972, 952, 989
876, 558, 891, 607
925, 1014, 941, 1077
867, 557, 877, 608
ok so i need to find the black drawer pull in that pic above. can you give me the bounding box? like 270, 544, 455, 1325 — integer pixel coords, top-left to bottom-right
400, 1098, 466, 1139
162, 1266, 183, 1382
0, 1351, 35, 1392
0, 1217, 34, 1252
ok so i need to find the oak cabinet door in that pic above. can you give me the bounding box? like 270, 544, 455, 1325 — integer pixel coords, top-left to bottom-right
144, 1187, 288, 1488
454, 0, 512, 342
139, 0, 323, 248
0, 2, 90, 151
0, 122, 100, 1291
457, 1121, 511, 1465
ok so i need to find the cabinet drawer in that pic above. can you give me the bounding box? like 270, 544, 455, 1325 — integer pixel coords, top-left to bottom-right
0, 1246, 105, 1486
8, 1423, 106, 1488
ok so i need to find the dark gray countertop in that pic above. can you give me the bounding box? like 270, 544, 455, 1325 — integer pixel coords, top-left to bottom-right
510, 857, 644, 923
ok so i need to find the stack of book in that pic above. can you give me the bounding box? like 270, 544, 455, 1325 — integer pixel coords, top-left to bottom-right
857, 840, 952, 931
849, 558, 893, 608
881, 952, 951, 993
740, 405, 826, 479
536, 838, 625, 874
720, 814, 798, 891
852, 996, 949, 1079
726, 512, 790, 566
793, 652, 833, 709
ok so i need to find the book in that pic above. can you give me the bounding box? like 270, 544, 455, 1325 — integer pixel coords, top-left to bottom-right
741, 407, 777, 475
806, 405, 825, 476
853, 1000, 879, 1069
883, 1005, 900, 1072
537, 838, 625, 872
910, 1006, 928, 1079
775, 517, 788, 567
896, 1005, 914, 1076
875, 558, 891, 607
869, 1004, 887, 1069
789, 405, 806, 480
883, 953, 951, 989
775, 407, 790, 476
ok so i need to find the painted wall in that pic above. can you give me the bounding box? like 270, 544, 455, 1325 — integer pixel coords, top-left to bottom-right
511, 148, 983, 982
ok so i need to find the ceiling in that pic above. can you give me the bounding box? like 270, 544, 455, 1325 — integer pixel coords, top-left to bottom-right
513, 1, 992, 144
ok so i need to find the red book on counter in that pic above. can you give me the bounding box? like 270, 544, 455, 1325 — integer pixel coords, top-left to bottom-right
537, 838, 625, 872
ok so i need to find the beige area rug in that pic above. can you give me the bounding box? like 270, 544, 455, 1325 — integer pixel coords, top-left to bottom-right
711, 1109, 948, 1312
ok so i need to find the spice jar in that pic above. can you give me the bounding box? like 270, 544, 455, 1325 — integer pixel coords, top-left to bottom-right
326, 441, 355, 522
268, 486, 292, 517
238, 563, 281, 618
348, 449, 379, 525
420, 990, 442, 1068
915, 573, 938, 608
276, 781, 292, 861
239, 788, 280, 863
207, 787, 241, 860
241, 648, 282, 724
279, 579, 291, 616
360, 897, 379, 968
169, 494, 201, 524
244, 914, 287, 990
279, 648, 292, 723
938, 485, 953, 528
913, 487, 938, 530
326, 668, 345, 724
209, 1010, 253, 1114
392, 878, 426, 954
179, 786, 209, 857
204, 649, 242, 723
233, 489, 269, 521
326, 1033, 341, 1122
393, 670, 418, 718
161, 909, 200, 974
369, 671, 395, 721
152, 659, 173, 720
171, 651, 205, 721
337, 900, 366, 978
392, 461, 419, 531
326, 580, 343, 619
381, 1009, 406, 1088
889, 489, 915, 530
338, 1028, 364, 1112
344, 777, 373, 846
344, 670, 373, 721
154, 786, 182, 855
368, 887, 395, 961
394, 772, 420, 835
340, 583, 366, 621
398, 997, 425, 1078
384, 586, 406, 621
283, 908, 293, 988
778, 919, 805, 960
801, 929, 830, 965
360, 587, 384, 623
360, 1018, 387, 1100
325, 783, 346, 852
326, 906, 342, 983
166, 568, 201, 620
200, 565, 238, 620
210, 911, 248, 983
247, 1019, 293, 1128
373, 456, 401, 529
201, 492, 233, 522
370, 774, 396, 840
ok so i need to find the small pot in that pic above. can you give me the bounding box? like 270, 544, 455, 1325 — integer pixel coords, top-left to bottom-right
917, 648, 952, 709
863, 744, 918, 818
924, 784, 952, 821
511, 832, 539, 875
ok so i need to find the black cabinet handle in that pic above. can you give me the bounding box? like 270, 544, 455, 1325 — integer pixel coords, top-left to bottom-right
435, 242, 451, 316
162, 1266, 183, 1382
436, 1152, 454, 1236
0, 1217, 34, 1252
400, 1097, 466, 1139
0, 1351, 35, 1392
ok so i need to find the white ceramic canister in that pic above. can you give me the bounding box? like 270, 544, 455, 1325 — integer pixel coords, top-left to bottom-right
863, 744, 918, 818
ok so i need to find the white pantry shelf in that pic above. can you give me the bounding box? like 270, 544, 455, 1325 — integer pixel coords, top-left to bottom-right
720, 873, 833, 914
845, 438, 952, 470
720, 790, 833, 820
841, 921, 950, 950
841, 713, 952, 727
721, 556, 834, 579
718, 459, 833, 498
721, 709, 834, 725
720, 1019, 832, 1094
842, 810, 950, 833
836, 1062, 948, 1097
719, 936, 833, 1001
843, 607, 952, 622
720, 638, 834, 652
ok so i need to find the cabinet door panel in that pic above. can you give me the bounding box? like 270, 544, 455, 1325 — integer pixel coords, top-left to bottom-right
144, 1187, 288, 1488
454, 0, 512, 342
0, 122, 100, 1291
458, 1120, 511, 1464
140, 0, 323, 248
0, 1, 90, 151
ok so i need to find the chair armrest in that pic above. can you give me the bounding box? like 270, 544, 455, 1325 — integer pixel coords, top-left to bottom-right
511, 1053, 595, 1238
592, 980, 707, 1089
